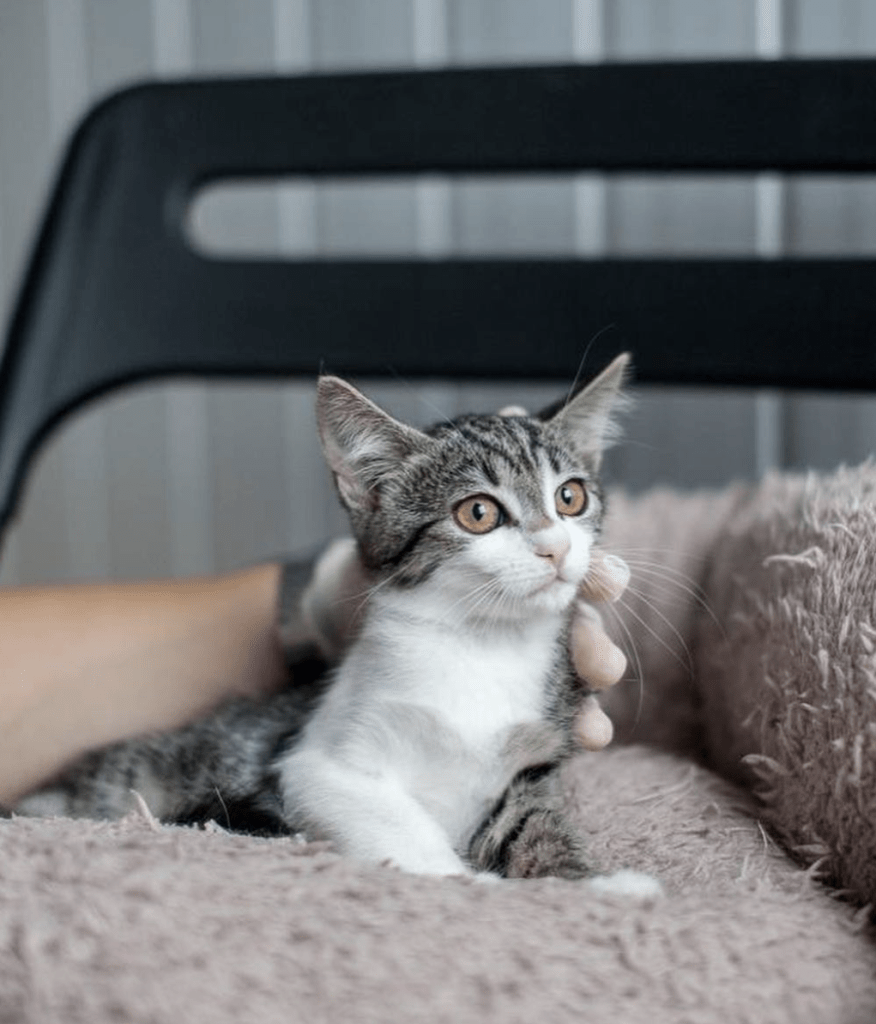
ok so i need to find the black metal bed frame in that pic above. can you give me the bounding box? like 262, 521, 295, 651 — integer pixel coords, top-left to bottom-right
1, 59, 875, 535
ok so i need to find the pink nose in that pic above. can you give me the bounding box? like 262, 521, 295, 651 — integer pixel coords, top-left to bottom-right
532, 526, 570, 566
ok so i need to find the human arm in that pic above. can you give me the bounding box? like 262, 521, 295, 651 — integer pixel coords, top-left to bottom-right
0, 565, 285, 805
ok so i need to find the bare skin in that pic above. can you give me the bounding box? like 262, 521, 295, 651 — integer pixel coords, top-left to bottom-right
0, 551, 628, 807
0, 566, 285, 805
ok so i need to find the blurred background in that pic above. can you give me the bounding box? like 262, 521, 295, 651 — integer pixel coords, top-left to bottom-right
0, 0, 875, 584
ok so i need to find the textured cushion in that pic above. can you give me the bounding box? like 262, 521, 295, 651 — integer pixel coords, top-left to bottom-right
604, 462, 876, 907
1, 746, 873, 1023
3, 465, 876, 1022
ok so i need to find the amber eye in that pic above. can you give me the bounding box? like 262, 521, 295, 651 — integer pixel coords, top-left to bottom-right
453, 495, 504, 534
555, 479, 588, 517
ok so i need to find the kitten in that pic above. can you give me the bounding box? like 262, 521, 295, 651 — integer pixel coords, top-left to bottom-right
15, 355, 648, 884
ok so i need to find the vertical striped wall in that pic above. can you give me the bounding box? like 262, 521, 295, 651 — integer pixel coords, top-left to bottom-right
0, 0, 875, 584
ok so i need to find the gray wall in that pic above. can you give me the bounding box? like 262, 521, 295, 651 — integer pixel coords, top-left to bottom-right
1, 0, 875, 584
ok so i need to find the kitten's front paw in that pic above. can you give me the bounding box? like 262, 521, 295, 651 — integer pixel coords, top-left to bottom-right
587, 869, 663, 899
382, 849, 473, 877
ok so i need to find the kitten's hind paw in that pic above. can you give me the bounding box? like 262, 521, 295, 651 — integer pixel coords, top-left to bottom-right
12, 788, 73, 819
587, 869, 663, 899
495, 808, 592, 880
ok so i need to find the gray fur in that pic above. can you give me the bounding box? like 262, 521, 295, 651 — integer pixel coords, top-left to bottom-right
15, 358, 629, 879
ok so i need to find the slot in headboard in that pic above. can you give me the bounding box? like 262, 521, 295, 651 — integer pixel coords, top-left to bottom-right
1, 60, 875, 533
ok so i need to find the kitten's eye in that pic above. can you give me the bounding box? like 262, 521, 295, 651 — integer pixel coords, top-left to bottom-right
453, 495, 504, 534
555, 479, 588, 517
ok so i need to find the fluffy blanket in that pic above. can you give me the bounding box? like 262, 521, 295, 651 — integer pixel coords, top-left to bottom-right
3, 465, 876, 1023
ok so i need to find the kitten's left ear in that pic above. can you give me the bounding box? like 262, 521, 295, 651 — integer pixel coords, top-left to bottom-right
317, 376, 430, 512
544, 353, 632, 469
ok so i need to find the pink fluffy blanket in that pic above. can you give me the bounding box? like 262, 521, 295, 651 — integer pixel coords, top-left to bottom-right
3, 465, 876, 1023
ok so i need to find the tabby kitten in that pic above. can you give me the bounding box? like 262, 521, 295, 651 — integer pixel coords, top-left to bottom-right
16, 355, 635, 881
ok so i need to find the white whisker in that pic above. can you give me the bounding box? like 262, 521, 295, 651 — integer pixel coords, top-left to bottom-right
562, 324, 617, 411
346, 564, 409, 620
600, 600, 646, 732
438, 575, 504, 628
622, 582, 696, 676
614, 593, 693, 678
611, 545, 708, 563
621, 559, 724, 636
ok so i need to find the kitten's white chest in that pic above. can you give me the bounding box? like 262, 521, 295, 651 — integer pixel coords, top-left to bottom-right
287, 600, 565, 866
388, 619, 554, 744
327, 610, 560, 839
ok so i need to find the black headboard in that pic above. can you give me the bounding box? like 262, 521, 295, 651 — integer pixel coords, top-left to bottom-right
1, 59, 875, 534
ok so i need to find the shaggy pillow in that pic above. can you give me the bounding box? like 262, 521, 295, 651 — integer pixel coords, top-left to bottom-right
2, 746, 873, 1023
2, 465, 875, 1022
604, 461, 876, 907
697, 463, 876, 906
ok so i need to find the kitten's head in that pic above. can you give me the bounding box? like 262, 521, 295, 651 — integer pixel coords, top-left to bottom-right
316, 354, 630, 623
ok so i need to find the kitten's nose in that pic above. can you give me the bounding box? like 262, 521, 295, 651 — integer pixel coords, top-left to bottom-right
532, 525, 570, 566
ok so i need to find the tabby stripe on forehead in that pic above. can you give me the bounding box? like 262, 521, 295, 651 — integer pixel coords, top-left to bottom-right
455, 425, 540, 477
479, 459, 500, 487
545, 445, 565, 474
379, 518, 441, 570
512, 417, 544, 448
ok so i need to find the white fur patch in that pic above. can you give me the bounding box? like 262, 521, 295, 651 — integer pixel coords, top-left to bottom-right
278, 583, 569, 874
587, 869, 664, 899
14, 789, 71, 818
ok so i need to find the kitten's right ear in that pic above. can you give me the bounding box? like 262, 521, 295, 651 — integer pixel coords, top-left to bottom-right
543, 353, 632, 469
316, 376, 430, 512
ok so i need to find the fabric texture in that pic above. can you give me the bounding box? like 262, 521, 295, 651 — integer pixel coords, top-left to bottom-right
3, 464, 876, 1023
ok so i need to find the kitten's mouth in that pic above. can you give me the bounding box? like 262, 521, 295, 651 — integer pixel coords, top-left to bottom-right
529, 571, 572, 598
